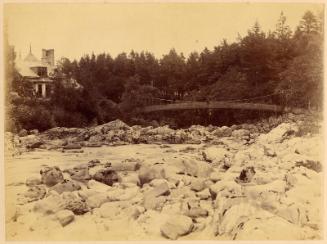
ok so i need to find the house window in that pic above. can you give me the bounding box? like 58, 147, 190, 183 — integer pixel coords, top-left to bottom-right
37, 84, 42, 97
45, 85, 51, 97
37, 67, 47, 77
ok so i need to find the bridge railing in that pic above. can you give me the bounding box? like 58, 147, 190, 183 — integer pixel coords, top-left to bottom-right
140, 89, 296, 108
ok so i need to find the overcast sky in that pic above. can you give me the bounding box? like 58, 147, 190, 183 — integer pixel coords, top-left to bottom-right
4, 2, 324, 62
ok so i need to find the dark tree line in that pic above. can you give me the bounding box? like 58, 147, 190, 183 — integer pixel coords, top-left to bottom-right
58, 11, 322, 106
6, 10, 324, 131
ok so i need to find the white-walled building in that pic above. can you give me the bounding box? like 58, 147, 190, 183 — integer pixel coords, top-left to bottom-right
15, 47, 55, 98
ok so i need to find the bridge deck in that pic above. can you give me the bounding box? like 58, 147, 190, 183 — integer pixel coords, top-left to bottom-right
139, 101, 285, 113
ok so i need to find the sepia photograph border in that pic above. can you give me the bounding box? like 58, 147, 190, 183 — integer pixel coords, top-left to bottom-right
0, 0, 326, 243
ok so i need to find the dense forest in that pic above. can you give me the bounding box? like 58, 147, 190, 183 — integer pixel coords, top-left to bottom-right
5, 11, 324, 131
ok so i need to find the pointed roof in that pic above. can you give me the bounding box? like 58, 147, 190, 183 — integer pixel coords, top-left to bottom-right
15, 60, 39, 78
24, 44, 41, 63
24, 52, 39, 62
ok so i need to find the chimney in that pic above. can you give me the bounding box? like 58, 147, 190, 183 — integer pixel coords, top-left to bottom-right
41, 49, 54, 66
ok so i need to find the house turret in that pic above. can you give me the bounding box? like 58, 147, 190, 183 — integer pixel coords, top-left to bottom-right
41, 49, 54, 66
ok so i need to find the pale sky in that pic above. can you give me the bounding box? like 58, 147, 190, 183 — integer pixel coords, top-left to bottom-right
4, 2, 324, 62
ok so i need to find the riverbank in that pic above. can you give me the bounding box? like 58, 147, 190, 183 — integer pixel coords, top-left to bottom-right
4, 112, 323, 240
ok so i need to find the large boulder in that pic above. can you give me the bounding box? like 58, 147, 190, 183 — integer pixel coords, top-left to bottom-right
29, 129, 39, 135
46, 139, 67, 149
27, 140, 44, 149
258, 123, 299, 144
33, 193, 66, 215
231, 129, 250, 139
87, 159, 101, 168
87, 179, 112, 192
107, 187, 140, 201
235, 167, 256, 184
245, 180, 287, 199
104, 130, 127, 143
241, 124, 259, 133
209, 171, 221, 182
177, 158, 213, 178
98, 201, 134, 219
78, 188, 100, 200
210, 180, 243, 199
67, 164, 91, 181
109, 159, 141, 171
19, 135, 40, 148
118, 172, 140, 186
170, 130, 189, 144
43, 127, 85, 140
185, 207, 208, 218
213, 126, 232, 137
202, 147, 230, 164
143, 183, 170, 211
149, 179, 169, 187
18, 129, 28, 137
60, 192, 89, 215
50, 179, 81, 194
86, 193, 111, 209
138, 165, 166, 186
34, 192, 87, 215
97, 119, 130, 134
129, 129, 141, 143
98, 202, 122, 219
144, 196, 167, 211
233, 151, 251, 165
40, 166, 64, 187
275, 204, 307, 225
146, 125, 174, 137
295, 160, 322, 173
160, 215, 194, 240
190, 178, 206, 192
145, 182, 170, 199
235, 218, 309, 240
93, 168, 119, 186
196, 188, 211, 200
216, 202, 270, 237
18, 185, 47, 204
56, 210, 75, 227
263, 144, 277, 157
88, 134, 105, 143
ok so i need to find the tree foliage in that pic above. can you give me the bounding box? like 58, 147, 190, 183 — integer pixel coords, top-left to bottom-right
8, 10, 324, 131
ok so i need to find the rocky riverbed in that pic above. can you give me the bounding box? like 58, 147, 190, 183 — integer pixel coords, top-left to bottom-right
4, 113, 324, 240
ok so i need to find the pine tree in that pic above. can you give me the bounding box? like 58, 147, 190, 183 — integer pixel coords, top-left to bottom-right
275, 11, 292, 40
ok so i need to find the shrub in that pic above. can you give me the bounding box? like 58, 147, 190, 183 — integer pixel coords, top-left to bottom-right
96, 99, 121, 124
53, 108, 88, 128
14, 104, 55, 131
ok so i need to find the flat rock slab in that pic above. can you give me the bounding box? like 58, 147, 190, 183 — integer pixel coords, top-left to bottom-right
110, 161, 140, 171
63, 144, 82, 150
87, 179, 112, 192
